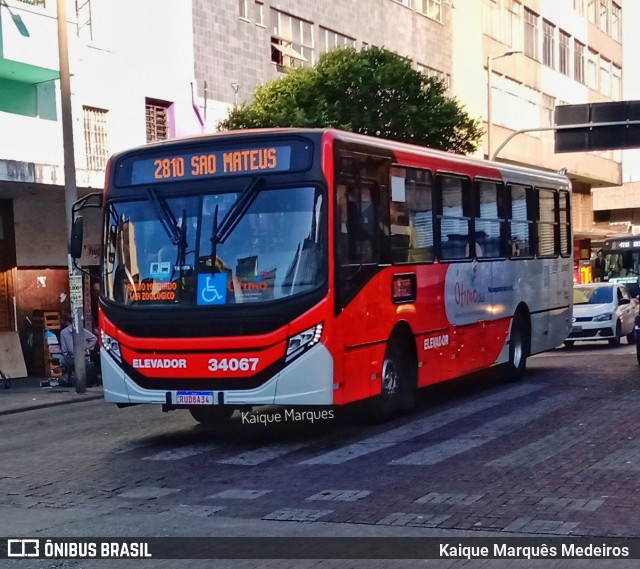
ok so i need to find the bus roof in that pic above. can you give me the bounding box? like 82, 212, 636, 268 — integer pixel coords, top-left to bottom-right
110, 127, 571, 188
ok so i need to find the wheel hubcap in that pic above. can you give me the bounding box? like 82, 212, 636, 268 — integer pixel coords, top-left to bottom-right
382, 358, 399, 396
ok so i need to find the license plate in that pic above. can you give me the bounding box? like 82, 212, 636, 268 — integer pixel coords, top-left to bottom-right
176, 391, 213, 405
571, 326, 582, 333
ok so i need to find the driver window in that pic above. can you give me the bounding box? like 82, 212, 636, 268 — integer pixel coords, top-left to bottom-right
337, 182, 379, 265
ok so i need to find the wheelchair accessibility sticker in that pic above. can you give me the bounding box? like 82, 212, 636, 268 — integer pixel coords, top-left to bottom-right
197, 273, 227, 305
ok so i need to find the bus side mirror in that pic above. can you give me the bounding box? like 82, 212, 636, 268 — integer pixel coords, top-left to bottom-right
70, 217, 84, 259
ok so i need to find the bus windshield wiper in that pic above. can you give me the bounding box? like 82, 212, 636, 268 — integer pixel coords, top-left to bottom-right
210, 177, 263, 252
146, 186, 181, 245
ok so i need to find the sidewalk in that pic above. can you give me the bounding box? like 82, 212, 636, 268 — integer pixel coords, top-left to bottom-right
0, 376, 104, 416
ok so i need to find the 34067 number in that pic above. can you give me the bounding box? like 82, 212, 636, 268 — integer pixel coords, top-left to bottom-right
208, 357, 259, 372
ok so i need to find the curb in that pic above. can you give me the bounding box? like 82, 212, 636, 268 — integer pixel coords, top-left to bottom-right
0, 393, 104, 417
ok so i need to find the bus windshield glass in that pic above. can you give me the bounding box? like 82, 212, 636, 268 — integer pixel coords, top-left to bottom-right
104, 186, 325, 306
603, 250, 640, 295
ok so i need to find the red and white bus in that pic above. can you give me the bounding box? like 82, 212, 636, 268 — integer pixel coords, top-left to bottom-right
71, 128, 573, 423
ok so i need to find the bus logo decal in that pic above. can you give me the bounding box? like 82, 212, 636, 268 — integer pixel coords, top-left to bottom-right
198, 273, 227, 305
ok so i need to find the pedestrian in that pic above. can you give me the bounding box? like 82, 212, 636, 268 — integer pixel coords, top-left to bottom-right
59, 313, 98, 386
593, 249, 605, 282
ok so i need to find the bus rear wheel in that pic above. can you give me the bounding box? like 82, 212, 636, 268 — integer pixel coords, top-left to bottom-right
189, 406, 235, 425
369, 338, 416, 422
505, 313, 529, 382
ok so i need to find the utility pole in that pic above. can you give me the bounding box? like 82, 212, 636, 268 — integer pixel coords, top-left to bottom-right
57, 0, 86, 393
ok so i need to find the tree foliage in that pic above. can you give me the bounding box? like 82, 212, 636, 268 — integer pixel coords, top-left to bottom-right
218, 46, 482, 154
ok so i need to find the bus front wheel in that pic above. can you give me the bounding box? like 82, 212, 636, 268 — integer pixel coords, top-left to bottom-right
369, 337, 417, 422
189, 406, 235, 426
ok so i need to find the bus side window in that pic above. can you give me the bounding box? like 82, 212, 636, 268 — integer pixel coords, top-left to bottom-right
389, 166, 434, 264
537, 188, 556, 258
437, 174, 471, 261
474, 180, 504, 259
508, 184, 533, 258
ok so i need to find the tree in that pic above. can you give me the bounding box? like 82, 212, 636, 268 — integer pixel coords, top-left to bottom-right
218, 47, 482, 155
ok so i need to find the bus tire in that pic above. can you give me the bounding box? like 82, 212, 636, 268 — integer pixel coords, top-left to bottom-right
504, 312, 529, 382
369, 335, 417, 422
189, 406, 235, 425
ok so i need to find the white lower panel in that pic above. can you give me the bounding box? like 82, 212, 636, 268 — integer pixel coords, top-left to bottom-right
101, 344, 334, 406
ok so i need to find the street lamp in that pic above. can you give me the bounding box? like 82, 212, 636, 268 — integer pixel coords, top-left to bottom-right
486, 50, 521, 160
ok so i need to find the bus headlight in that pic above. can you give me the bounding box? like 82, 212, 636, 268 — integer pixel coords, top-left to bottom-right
101, 330, 122, 362
286, 323, 323, 363
593, 313, 612, 322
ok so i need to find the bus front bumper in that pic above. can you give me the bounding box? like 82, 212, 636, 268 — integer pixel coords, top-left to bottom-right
100, 344, 334, 407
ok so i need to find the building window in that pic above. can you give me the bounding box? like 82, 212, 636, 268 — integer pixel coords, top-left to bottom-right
541, 93, 555, 140
75, 0, 93, 41
542, 20, 555, 68
600, 58, 611, 96
574, 40, 585, 84
599, 0, 609, 34
611, 2, 621, 41
504, 0, 522, 49
484, 0, 500, 40
417, 63, 451, 89
270, 9, 313, 69
587, 49, 598, 90
559, 30, 570, 76
83, 106, 108, 171
524, 8, 538, 60
612, 63, 622, 99
416, 0, 442, 22
573, 0, 585, 15
145, 99, 172, 143
319, 27, 356, 54
255, 1, 264, 26
393, 0, 411, 6
239, 0, 249, 19
587, 0, 596, 24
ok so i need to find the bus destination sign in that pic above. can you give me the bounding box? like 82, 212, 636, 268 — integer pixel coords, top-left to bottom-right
113, 140, 314, 187
608, 239, 640, 250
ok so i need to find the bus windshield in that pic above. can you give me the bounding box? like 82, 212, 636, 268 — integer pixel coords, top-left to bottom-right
104, 185, 325, 306
603, 250, 640, 296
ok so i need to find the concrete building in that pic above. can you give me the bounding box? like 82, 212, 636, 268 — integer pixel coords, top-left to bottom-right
451, 0, 623, 273
592, 0, 639, 239
0, 0, 202, 373
192, 0, 454, 128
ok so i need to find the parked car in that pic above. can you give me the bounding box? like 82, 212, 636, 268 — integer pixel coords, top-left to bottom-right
565, 283, 638, 347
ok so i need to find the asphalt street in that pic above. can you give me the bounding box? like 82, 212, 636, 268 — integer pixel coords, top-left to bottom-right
2, 342, 640, 568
